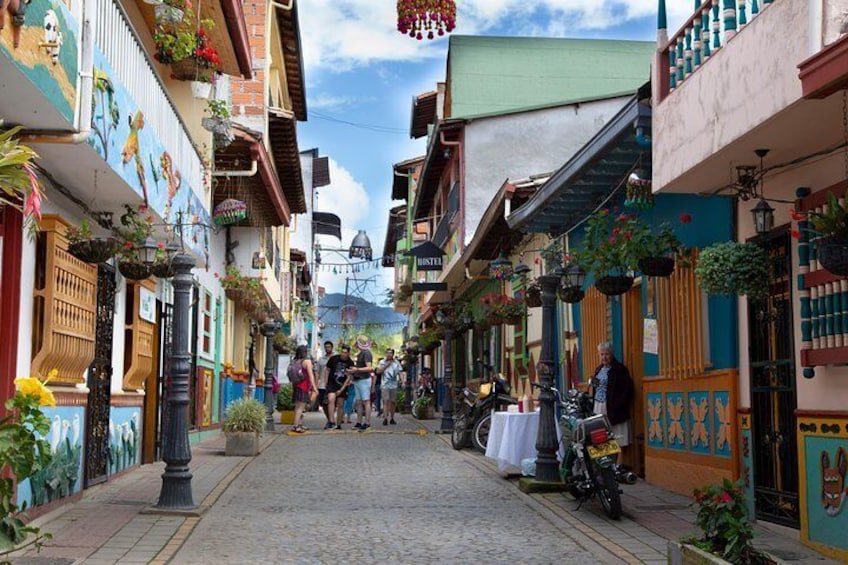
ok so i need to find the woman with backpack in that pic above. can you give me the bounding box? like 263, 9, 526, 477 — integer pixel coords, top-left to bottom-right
289, 345, 316, 433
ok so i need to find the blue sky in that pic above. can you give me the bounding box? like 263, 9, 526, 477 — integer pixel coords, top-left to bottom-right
297, 0, 689, 297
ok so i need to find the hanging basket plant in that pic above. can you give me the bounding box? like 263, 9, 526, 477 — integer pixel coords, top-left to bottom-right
792, 191, 848, 276
119, 261, 151, 281
624, 177, 654, 209
202, 101, 234, 149
594, 275, 635, 296
694, 241, 770, 300
524, 280, 542, 308
816, 238, 848, 276
557, 285, 585, 304
638, 256, 675, 277
213, 198, 248, 226
154, 4, 184, 25
396, 0, 456, 40
66, 220, 117, 263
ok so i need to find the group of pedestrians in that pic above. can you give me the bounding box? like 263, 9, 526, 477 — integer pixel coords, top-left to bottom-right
312, 335, 406, 431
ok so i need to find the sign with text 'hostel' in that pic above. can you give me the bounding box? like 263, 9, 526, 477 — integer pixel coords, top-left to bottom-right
406, 241, 445, 272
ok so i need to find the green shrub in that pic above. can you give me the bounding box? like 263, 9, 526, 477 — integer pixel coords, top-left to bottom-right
223, 398, 266, 433
275, 384, 294, 411
694, 242, 770, 300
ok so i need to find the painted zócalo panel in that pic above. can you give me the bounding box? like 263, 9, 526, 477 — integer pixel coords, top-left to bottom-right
0, 1, 79, 123
16, 405, 85, 508
88, 50, 210, 260
109, 406, 141, 474
646, 392, 664, 449
798, 416, 848, 562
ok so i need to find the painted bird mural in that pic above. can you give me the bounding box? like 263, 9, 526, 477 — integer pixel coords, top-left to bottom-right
121, 111, 149, 206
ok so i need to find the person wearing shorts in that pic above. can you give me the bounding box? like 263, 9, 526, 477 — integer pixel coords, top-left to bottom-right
325, 345, 354, 430
375, 348, 404, 426
348, 335, 374, 431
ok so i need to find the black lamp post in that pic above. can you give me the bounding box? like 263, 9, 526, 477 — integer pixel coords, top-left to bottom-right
534, 268, 563, 482
261, 320, 279, 431
155, 251, 197, 510
434, 308, 454, 432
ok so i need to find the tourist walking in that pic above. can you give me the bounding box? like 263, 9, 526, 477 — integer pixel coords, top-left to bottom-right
316, 340, 334, 425
348, 335, 375, 430
324, 345, 354, 430
290, 345, 317, 434
589, 342, 634, 466
375, 348, 404, 425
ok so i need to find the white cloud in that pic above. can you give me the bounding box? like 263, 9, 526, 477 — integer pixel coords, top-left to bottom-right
300, 0, 691, 72
309, 93, 377, 111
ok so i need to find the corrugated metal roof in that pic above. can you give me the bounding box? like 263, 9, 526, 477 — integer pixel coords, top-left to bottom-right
447, 35, 654, 119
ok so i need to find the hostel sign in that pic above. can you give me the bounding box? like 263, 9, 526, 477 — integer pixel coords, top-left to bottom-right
406, 241, 445, 272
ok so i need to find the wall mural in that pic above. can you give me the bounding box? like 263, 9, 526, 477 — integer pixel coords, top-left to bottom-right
646, 389, 734, 459
646, 393, 664, 448
0, 0, 78, 123
109, 406, 140, 474
88, 49, 210, 260
666, 392, 686, 451
689, 391, 711, 454
16, 406, 85, 509
801, 428, 848, 557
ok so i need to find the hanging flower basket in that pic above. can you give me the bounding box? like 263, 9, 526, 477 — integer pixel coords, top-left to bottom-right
224, 287, 244, 302
191, 80, 212, 99
67, 237, 117, 264
638, 256, 675, 277
213, 198, 248, 227
170, 58, 211, 82
485, 313, 503, 326
624, 178, 654, 209
154, 4, 184, 25
201, 117, 235, 149
525, 284, 542, 308
150, 261, 175, 279
474, 320, 491, 332
119, 261, 151, 281
501, 315, 522, 325
557, 285, 585, 304
694, 242, 770, 300
397, 0, 456, 40
595, 275, 634, 296
816, 238, 848, 276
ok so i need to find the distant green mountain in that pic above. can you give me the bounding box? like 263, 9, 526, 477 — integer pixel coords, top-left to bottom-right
317, 293, 407, 344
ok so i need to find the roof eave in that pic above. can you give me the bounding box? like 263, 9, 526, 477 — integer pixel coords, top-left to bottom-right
221, 0, 253, 79
411, 121, 463, 220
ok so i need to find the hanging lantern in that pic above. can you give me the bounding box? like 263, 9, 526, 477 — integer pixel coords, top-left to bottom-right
488, 252, 513, 281
213, 198, 247, 226
397, 0, 457, 40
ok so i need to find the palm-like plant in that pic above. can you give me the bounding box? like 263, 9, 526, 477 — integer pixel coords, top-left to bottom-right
0, 126, 44, 232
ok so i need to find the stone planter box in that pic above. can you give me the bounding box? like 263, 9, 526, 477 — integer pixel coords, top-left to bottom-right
667, 541, 778, 565
225, 431, 260, 456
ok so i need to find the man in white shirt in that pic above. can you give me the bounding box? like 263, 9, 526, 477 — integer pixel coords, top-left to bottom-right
375, 348, 404, 426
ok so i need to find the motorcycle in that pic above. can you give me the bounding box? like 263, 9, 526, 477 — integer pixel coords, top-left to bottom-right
452, 360, 517, 453
532, 381, 637, 520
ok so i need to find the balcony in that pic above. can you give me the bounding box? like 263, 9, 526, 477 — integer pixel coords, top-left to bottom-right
653, 0, 848, 196
230, 227, 283, 309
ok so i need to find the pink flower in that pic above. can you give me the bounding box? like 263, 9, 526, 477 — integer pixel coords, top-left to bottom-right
717, 492, 732, 504
608, 236, 617, 244
23, 186, 42, 221
612, 227, 621, 235
139, 203, 148, 213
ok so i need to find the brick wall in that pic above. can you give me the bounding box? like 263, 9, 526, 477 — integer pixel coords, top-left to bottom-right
231, 0, 266, 121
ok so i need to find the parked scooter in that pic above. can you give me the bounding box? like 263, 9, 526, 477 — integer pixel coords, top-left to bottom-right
452, 360, 517, 452
531, 381, 637, 520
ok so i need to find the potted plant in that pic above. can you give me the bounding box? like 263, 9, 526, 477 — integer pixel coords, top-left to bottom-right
411, 395, 435, 419
670, 479, 774, 565
418, 327, 444, 353
0, 125, 44, 232
793, 191, 848, 276
116, 205, 154, 280
578, 209, 641, 296
202, 99, 234, 148
153, 0, 187, 25
275, 383, 295, 425
273, 332, 296, 354
65, 218, 117, 264
218, 265, 245, 301
624, 177, 654, 209
694, 242, 770, 300
153, 10, 219, 83
223, 397, 266, 456
524, 279, 542, 308
480, 293, 525, 325
631, 217, 688, 278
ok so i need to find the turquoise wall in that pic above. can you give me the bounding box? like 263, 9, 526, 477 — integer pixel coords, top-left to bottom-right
571, 193, 736, 379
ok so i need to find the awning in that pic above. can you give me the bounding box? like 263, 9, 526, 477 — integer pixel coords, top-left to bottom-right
392, 156, 424, 200
213, 126, 291, 227
274, 2, 307, 120
313, 211, 342, 240
410, 91, 438, 139
507, 91, 651, 234
381, 205, 407, 267
268, 110, 306, 214
412, 120, 463, 220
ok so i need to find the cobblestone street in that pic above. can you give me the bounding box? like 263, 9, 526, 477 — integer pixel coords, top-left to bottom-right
171, 413, 605, 564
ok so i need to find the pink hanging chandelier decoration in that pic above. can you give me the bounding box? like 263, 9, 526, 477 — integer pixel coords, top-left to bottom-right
397, 0, 457, 40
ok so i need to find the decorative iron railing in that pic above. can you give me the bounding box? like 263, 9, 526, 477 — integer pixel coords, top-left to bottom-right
662, 0, 776, 98
93, 0, 204, 197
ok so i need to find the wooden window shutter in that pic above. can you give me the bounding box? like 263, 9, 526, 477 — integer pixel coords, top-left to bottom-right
580, 286, 609, 382
123, 280, 157, 390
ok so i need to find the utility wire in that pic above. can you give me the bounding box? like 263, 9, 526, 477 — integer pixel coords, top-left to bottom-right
309, 111, 408, 135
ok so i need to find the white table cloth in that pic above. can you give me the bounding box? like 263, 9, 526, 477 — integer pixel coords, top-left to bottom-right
484, 411, 562, 472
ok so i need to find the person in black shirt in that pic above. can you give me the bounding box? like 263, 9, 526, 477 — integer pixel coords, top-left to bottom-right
325, 345, 354, 430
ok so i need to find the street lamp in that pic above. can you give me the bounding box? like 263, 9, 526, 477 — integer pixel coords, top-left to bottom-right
752, 199, 774, 235
349, 230, 373, 261
533, 268, 563, 483
434, 307, 454, 432
155, 250, 197, 510
260, 319, 280, 431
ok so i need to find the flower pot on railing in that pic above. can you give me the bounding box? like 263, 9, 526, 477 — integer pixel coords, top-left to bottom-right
557, 285, 585, 304
67, 237, 117, 264
595, 275, 634, 296
817, 237, 848, 276
154, 4, 184, 25
638, 256, 675, 277
119, 261, 151, 281
191, 80, 212, 99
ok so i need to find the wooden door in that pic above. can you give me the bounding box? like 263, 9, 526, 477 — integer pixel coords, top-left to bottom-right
622, 283, 645, 477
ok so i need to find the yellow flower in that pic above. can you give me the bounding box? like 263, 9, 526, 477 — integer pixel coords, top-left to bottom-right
14, 376, 56, 407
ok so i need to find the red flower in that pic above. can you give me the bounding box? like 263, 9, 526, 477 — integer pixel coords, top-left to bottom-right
791, 230, 802, 239
790, 210, 805, 222
717, 492, 732, 504
623, 232, 633, 241
124, 241, 133, 250
612, 227, 621, 235
680, 213, 692, 224
608, 236, 617, 244
616, 214, 629, 222
139, 203, 148, 213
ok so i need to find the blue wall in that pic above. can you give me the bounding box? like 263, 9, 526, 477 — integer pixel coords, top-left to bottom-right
570, 193, 737, 379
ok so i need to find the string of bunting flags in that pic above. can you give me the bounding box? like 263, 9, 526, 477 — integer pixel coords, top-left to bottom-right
322, 320, 406, 328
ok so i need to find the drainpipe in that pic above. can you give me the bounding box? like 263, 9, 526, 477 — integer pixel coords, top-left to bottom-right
20, 0, 94, 144
211, 159, 258, 177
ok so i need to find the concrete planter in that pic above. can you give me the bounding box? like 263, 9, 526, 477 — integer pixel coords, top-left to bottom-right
667, 541, 777, 565
225, 431, 261, 456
